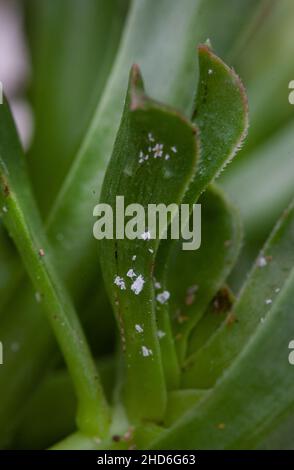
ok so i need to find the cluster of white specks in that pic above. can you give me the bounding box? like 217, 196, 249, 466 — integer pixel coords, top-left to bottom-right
157, 330, 166, 339
138, 133, 178, 164
257, 256, 267, 268
142, 346, 153, 357
117, 264, 145, 296
35, 292, 42, 303
131, 275, 145, 295
135, 324, 144, 333
153, 143, 163, 158
156, 290, 170, 304
114, 275, 126, 290
141, 230, 151, 240
2, 206, 8, 213
127, 268, 136, 279
265, 298, 272, 305
138, 151, 149, 164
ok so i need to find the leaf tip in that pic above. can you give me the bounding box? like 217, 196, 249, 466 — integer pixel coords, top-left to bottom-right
129, 64, 145, 111
197, 42, 249, 155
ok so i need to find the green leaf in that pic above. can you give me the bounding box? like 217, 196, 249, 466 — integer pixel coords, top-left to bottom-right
14, 356, 115, 449
25, 0, 129, 214
151, 264, 294, 449
186, 285, 235, 356
182, 198, 294, 389
155, 43, 247, 368
167, 185, 241, 362
0, 224, 22, 312
231, 0, 294, 151
98, 65, 199, 421
258, 411, 294, 450
184, 44, 248, 204
164, 390, 206, 427
221, 119, 294, 237
99, 67, 197, 419
219, 0, 294, 249
0, 99, 109, 438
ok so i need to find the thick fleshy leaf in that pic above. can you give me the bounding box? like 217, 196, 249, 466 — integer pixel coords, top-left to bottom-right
186, 285, 235, 356
167, 186, 241, 362
98, 65, 199, 421
164, 390, 206, 427
150, 265, 294, 449
155, 43, 247, 366
258, 412, 294, 450
0, 100, 109, 438
184, 44, 248, 204
182, 198, 294, 389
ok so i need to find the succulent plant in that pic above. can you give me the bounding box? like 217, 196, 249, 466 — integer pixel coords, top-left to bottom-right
0, 0, 293, 450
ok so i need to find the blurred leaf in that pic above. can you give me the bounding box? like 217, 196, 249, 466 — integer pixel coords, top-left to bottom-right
182, 198, 294, 389
232, 0, 294, 151
25, 0, 129, 214
221, 119, 294, 238
14, 356, 115, 450
219, 0, 294, 264
0, 99, 109, 437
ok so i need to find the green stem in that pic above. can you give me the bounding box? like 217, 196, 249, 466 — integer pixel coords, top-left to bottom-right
0, 100, 110, 437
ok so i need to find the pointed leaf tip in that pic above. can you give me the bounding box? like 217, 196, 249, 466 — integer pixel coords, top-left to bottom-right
129, 64, 145, 110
